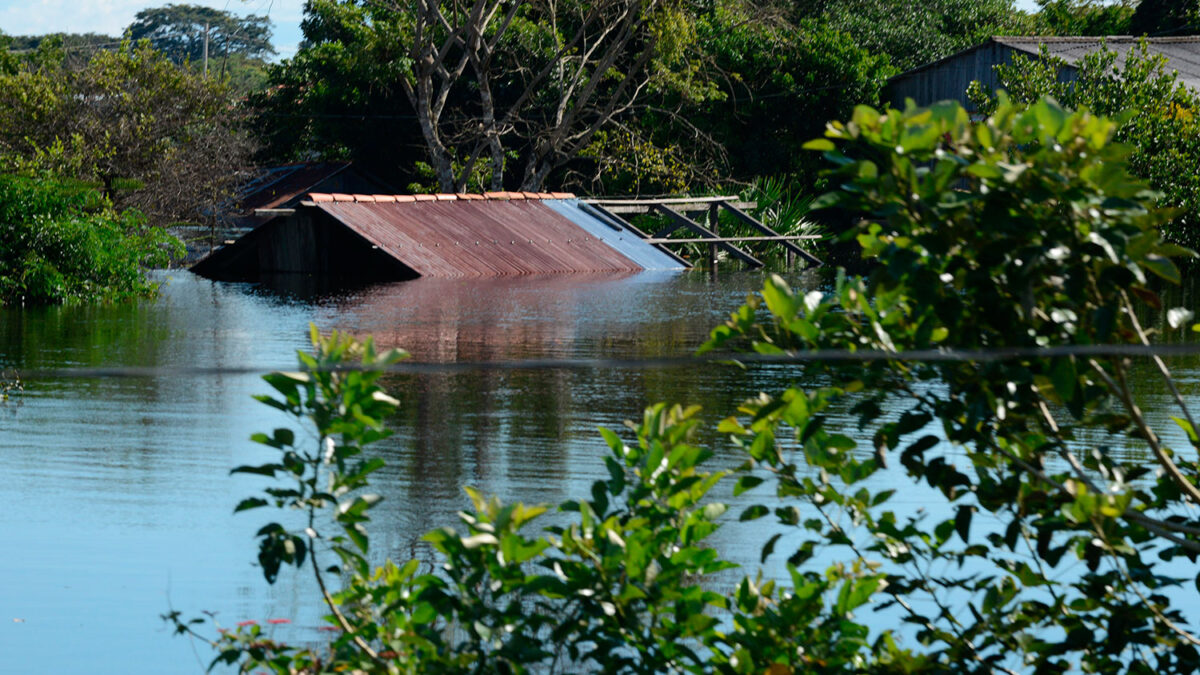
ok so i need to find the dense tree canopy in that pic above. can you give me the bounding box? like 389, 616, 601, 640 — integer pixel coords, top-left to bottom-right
1034, 0, 1135, 35
0, 40, 254, 230
0, 32, 119, 69
0, 175, 180, 305
128, 3, 275, 65
793, 0, 1033, 72
1130, 0, 1199, 34
254, 0, 891, 194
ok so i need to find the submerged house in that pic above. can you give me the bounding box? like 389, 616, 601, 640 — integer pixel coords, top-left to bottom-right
886, 36, 1200, 111
191, 192, 689, 281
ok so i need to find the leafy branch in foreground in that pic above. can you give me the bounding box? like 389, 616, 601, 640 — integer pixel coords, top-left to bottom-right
169, 326, 912, 673
704, 96, 1200, 672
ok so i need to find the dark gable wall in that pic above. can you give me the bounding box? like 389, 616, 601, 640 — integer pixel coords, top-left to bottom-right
886, 40, 1077, 111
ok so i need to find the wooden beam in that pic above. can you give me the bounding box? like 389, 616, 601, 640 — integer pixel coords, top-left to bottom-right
585, 196, 757, 214
651, 222, 684, 239
585, 195, 739, 206
645, 235, 822, 244
716, 201, 823, 269
652, 205, 762, 268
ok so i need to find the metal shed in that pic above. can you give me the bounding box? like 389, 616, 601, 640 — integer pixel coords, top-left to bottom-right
887, 36, 1200, 111
191, 192, 687, 281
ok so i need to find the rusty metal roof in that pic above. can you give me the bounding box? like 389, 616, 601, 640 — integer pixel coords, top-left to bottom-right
193, 191, 687, 280
312, 195, 664, 278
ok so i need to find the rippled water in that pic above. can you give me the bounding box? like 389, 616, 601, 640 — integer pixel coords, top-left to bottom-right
1, 268, 1197, 673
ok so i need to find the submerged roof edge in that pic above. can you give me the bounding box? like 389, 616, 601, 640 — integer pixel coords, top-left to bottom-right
308, 191, 577, 203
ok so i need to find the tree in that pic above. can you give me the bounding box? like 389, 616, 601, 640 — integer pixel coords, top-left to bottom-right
127, 3, 275, 66
176, 98, 1200, 672
0, 40, 254, 231
1130, 0, 1199, 35
259, 0, 719, 193
1034, 0, 1135, 35
794, 0, 1034, 72
0, 32, 120, 69
684, 14, 890, 187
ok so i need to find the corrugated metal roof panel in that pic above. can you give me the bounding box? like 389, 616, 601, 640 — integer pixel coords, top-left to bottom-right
994, 36, 1200, 91
540, 198, 687, 271
316, 200, 646, 278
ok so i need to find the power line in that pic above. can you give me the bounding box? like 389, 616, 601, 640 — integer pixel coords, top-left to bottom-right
7, 342, 1200, 380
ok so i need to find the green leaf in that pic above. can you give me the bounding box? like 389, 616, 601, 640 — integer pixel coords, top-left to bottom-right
230, 463, 283, 476
835, 575, 884, 615
733, 475, 764, 496
234, 497, 269, 512
1172, 416, 1199, 443
1050, 357, 1077, 403
955, 506, 974, 543
761, 532, 782, 564
739, 504, 768, 521
1143, 254, 1180, 284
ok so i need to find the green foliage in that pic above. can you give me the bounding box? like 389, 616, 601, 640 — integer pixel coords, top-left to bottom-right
175, 90, 1200, 675
704, 97, 1200, 671
255, 0, 890, 195
1130, 0, 1200, 35
1, 32, 120, 69
969, 41, 1200, 250
128, 3, 275, 64
795, 0, 1034, 72
1033, 0, 1135, 35
681, 12, 891, 188
0, 39, 253, 229
0, 174, 181, 305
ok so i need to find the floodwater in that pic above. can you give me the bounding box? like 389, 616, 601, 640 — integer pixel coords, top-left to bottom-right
0, 269, 812, 673
0, 269, 1197, 673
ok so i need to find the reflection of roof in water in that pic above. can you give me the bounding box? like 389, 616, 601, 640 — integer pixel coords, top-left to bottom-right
312, 273, 690, 363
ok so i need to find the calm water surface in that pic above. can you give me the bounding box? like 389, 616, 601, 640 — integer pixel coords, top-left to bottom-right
0, 269, 816, 673
1, 269, 1197, 673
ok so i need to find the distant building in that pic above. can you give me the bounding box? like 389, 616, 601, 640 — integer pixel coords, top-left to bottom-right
886, 36, 1200, 111
233, 162, 394, 230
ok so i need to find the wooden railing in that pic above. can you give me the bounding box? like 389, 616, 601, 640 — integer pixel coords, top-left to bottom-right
581, 196, 822, 269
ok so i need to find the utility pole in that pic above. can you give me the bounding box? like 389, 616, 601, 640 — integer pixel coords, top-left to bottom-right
202, 22, 209, 78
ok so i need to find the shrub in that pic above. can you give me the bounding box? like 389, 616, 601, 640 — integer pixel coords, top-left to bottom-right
0, 174, 181, 305
968, 41, 1200, 250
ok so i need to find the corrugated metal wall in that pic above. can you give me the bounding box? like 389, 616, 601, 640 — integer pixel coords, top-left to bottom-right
887, 43, 1060, 110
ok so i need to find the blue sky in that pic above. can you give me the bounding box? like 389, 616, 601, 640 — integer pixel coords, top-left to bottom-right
1, 0, 1043, 63
0, 0, 307, 59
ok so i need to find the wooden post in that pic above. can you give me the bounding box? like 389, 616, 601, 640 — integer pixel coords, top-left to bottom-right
708, 203, 719, 269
